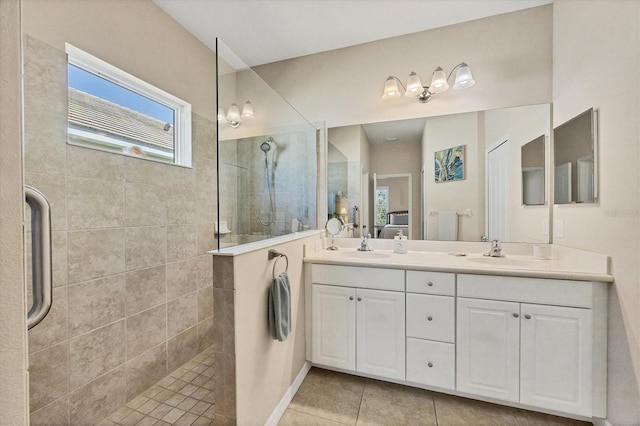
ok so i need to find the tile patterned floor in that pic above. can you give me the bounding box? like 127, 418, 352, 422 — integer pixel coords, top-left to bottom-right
97, 347, 217, 426
279, 367, 592, 426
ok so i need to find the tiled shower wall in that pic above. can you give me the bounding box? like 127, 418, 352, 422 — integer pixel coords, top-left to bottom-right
218, 131, 317, 245
24, 35, 217, 425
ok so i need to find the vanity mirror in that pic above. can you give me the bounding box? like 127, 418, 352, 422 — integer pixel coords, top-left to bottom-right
327, 103, 552, 243
325, 217, 344, 250
553, 108, 597, 204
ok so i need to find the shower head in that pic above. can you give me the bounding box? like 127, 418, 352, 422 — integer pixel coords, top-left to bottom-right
260, 137, 275, 153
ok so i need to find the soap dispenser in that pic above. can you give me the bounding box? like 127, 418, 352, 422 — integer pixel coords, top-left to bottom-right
393, 230, 408, 254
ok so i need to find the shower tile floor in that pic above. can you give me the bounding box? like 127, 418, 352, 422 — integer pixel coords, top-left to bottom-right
97, 347, 218, 426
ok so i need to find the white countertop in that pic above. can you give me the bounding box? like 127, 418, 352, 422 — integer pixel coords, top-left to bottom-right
304, 246, 613, 283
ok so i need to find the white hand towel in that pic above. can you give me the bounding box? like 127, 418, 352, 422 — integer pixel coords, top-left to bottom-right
439, 211, 458, 241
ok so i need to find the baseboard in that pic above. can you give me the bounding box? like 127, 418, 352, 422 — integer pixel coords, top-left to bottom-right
265, 361, 312, 426
592, 418, 612, 426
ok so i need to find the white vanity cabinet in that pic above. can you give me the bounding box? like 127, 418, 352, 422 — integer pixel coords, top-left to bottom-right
311, 265, 405, 380
456, 274, 604, 417
306, 261, 608, 420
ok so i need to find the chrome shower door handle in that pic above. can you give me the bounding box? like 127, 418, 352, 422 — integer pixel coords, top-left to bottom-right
25, 186, 52, 330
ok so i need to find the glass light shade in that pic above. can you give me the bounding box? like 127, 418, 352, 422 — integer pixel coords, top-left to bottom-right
453, 63, 475, 89
226, 103, 241, 122
429, 67, 449, 94
217, 107, 226, 121
382, 77, 402, 100
405, 72, 423, 97
241, 101, 254, 118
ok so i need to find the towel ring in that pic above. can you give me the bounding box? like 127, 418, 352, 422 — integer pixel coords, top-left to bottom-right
268, 249, 289, 279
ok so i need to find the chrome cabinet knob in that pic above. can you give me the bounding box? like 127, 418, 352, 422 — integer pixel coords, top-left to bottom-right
524, 314, 532, 320
513, 313, 519, 318
427, 316, 433, 321
357, 297, 362, 302
349, 296, 354, 301
427, 362, 433, 368
427, 282, 434, 287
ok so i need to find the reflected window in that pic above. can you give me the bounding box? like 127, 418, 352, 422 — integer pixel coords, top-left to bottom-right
375, 187, 389, 225
66, 44, 192, 167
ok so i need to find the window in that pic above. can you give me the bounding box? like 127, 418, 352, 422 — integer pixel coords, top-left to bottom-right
66, 44, 192, 167
375, 186, 389, 225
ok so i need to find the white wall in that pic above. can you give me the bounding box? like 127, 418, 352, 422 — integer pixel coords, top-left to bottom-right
233, 234, 321, 425
255, 6, 552, 128
553, 1, 640, 423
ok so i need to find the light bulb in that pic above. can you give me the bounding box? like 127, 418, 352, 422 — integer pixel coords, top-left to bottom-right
226, 103, 241, 122
241, 101, 254, 118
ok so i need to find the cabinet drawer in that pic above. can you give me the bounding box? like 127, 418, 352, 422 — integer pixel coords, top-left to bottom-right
457, 274, 593, 308
406, 271, 455, 296
312, 264, 404, 291
406, 294, 454, 343
407, 338, 455, 390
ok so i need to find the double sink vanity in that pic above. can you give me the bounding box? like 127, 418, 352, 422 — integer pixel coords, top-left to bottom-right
303, 239, 612, 420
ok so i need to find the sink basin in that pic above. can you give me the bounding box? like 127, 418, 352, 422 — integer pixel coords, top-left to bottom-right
466, 256, 537, 267
341, 251, 391, 259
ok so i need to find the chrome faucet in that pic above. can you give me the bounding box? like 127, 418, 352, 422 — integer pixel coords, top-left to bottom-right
484, 239, 504, 257
357, 233, 373, 251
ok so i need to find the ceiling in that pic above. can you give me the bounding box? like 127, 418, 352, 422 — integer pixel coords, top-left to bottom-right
362, 118, 427, 145
153, 0, 552, 67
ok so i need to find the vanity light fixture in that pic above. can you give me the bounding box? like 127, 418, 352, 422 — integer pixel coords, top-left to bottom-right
382, 62, 475, 103
218, 101, 254, 128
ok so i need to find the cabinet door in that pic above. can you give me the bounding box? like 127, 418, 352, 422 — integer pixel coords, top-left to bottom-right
356, 288, 405, 380
457, 298, 520, 401
407, 338, 455, 390
312, 284, 356, 370
520, 304, 593, 416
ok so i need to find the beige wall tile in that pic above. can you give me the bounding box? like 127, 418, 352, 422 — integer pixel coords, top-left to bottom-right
67, 145, 125, 181
213, 351, 236, 419
67, 228, 125, 284
197, 318, 214, 352
196, 255, 213, 289
196, 202, 216, 224
125, 226, 166, 271
125, 183, 167, 226
68, 274, 126, 337
126, 305, 167, 359
69, 366, 126, 425
23, 36, 67, 177
196, 223, 216, 256
167, 225, 197, 261
212, 255, 233, 289
213, 288, 235, 354
52, 231, 68, 287
192, 113, 216, 160
165, 186, 197, 224
125, 265, 166, 316
125, 344, 167, 401
69, 320, 126, 390
125, 157, 195, 189
28, 286, 68, 353
167, 326, 199, 372
168, 292, 198, 338
29, 342, 69, 412
25, 172, 67, 231
166, 258, 197, 301
67, 177, 125, 229
29, 396, 69, 426
197, 286, 213, 323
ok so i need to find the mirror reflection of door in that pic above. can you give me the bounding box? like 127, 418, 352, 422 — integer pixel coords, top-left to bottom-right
486, 138, 510, 241
373, 173, 412, 239
360, 167, 369, 238
554, 162, 572, 204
